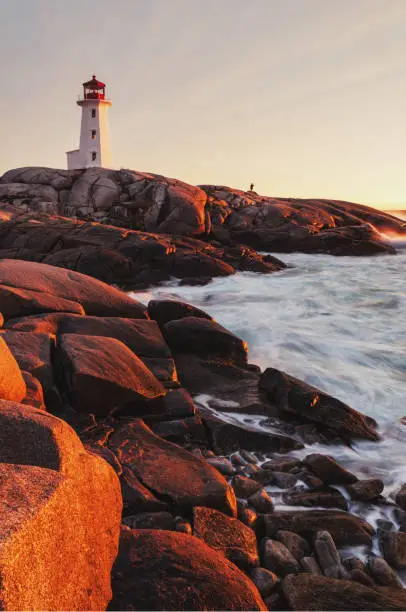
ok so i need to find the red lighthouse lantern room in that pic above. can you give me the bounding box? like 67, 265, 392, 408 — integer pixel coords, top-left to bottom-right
82, 75, 106, 100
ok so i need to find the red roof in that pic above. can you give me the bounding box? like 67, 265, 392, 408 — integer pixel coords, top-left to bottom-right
83, 75, 105, 89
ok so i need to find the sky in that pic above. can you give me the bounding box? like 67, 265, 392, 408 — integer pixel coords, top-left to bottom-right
0, 0, 405, 209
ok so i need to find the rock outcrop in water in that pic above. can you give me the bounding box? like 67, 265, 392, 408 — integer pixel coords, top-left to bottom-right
1, 166, 404, 264
2, 258, 406, 610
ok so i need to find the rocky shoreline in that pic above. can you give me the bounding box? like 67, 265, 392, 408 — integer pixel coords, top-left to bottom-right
0, 257, 406, 610
0, 167, 405, 610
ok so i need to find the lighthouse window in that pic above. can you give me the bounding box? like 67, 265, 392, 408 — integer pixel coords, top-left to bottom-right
91, 130, 96, 139
91, 109, 96, 118
92, 152, 97, 161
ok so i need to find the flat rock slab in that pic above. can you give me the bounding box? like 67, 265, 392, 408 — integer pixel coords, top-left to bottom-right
282, 487, 348, 511
0, 337, 26, 402
109, 529, 266, 611
283, 574, 406, 611
260, 510, 373, 547
108, 419, 237, 516
0, 259, 147, 317
198, 404, 302, 453
57, 334, 165, 415
193, 506, 259, 570
260, 367, 378, 441
0, 284, 84, 319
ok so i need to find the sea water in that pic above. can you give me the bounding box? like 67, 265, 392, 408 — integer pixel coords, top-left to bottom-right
132, 241, 406, 545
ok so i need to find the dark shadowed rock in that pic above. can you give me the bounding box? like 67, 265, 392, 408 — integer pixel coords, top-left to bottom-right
303, 453, 358, 484
283, 573, 406, 611
108, 419, 237, 516
123, 511, 176, 531
232, 475, 262, 498
193, 506, 259, 570
248, 488, 274, 513
300, 556, 323, 575
109, 529, 266, 611
282, 487, 348, 510
250, 567, 278, 597
348, 478, 384, 501
275, 530, 311, 561
148, 298, 212, 329
260, 510, 373, 546
368, 556, 404, 588
260, 368, 378, 441
262, 457, 302, 472
314, 530, 348, 579
119, 466, 168, 515
379, 530, 406, 569
164, 316, 248, 366
197, 404, 302, 454
1, 331, 59, 410
262, 538, 300, 577
0, 336, 26, 402
395, 484, 406, 511
57, 334, 165, 415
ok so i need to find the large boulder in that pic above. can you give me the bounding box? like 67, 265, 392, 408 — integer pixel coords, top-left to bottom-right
109, 529, 266, 611
283, 574, 406, 611
0, 337, 26, 402
260, 510, 373, 547
57, 314, 177, 387
109, 419, 237, 516
0, 400, 122, 610
0, 259, 147, 318
67, 168, 120, 213
57, 334, 165, 415
260, 367, 379, 441
164, 316, 248, 366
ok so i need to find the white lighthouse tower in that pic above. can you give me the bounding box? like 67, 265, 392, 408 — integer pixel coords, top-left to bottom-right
66, 75, 112, 169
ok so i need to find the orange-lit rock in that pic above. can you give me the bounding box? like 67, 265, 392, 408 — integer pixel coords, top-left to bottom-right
57, 334, 166, 415
57, 314, 178, 387
109, 419, 237, 516
0, 400, 122, 610
193, 506, 259, 570
1, 331, 60, 411
21, 370, 45, 411
0, 284, 84, 319
0, 337, 26, 402
0, 259, 147, 317
109, 529, 266, 611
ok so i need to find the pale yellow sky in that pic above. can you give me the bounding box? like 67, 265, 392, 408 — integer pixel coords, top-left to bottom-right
0, 0, 405, 209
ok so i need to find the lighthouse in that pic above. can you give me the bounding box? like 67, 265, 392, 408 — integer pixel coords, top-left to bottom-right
66, 75, 112, 170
